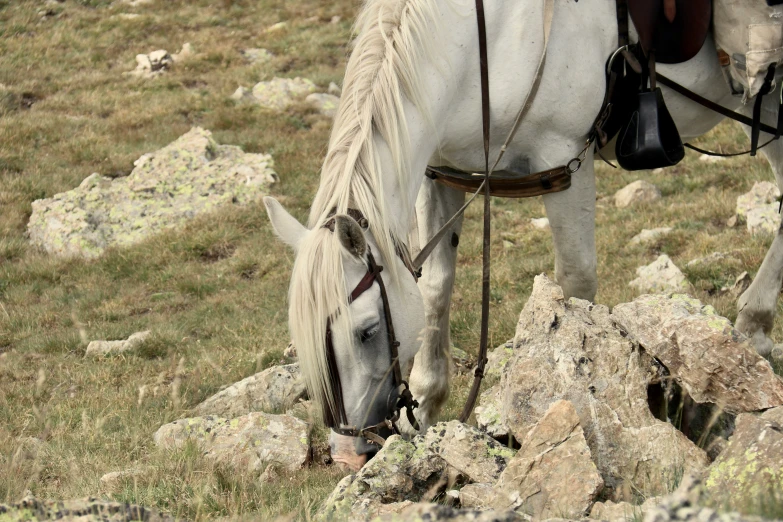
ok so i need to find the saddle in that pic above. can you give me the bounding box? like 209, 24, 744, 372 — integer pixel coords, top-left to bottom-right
628, 0, 711, 64
599, 0, 711, 170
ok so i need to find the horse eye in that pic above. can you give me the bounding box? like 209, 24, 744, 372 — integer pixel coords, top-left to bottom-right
359, 324, 380, 343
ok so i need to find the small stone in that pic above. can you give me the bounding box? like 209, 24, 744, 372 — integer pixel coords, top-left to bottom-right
629, 254, 689, 294
729, 271, 751, 298
652, 168, 664, 174
726, 214, 738, 227
305, 93, 340, 118
614, 180, 662, 208
85, 330, 151, 357
267, 21, 288, 32
327, 82, 342, 96
771, 344, 783, 362
241, 48, 273, 64
171, 43, 193, 62
530, 217, 550, 230
99, 468, 146, 493
251, 77, 317, 111
502, 240, 515, 249
230, 86, 254, 102
699, 154, 725, 163
283, 342, 297, 359
686, 251, 741, 268
628, 227, 672, 246
330, 15, 341, 24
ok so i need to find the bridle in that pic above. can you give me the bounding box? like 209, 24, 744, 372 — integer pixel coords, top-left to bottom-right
321, 210, 420, 447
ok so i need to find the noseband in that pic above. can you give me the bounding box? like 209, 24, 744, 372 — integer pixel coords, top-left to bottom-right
322, 210, 420, 446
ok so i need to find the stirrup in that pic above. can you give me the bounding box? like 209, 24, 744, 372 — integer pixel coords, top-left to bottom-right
616, 87, 684, 171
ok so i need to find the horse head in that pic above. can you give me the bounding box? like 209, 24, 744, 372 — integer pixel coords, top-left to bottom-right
264, 196, 425, 471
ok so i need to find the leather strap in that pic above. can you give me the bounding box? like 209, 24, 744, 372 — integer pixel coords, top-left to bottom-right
459, 0, 492, 424
656, 73, 781, 136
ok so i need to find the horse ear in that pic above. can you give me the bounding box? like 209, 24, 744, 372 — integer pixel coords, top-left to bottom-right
264, 197, 308, 251
335, 215, 367, 259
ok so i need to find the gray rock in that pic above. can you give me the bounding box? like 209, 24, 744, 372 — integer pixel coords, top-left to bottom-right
316, 435, 447, 521
422, 421, 515, 484
171, 43, 193, 62
703, 406, 783, 510
241, 48, 273, 64
629, 254, 689, 294
590, 497, 661, 522
193, 363, 306, 417
530, 217, 550, 230
475, 385, 508, 441
490, 400, 603, 519
685, 251, 742, 268
612, 294, 783, 414
153, 412, 309, 475
736, 182, 780, 219
306, 93, 340, 118
251, 77, 317, 110
726, 271, 751, 298
0, 495, 174, 521
459, 483, 494, 510
328, 82, 342, 96
628, 227, 672, 246
99, 468, 148, 494
746, 204, 779, 235
85, 330, 150, 357
28, 128, 277, 258
498, 275, 709, 500
230, 86, 254, 103
376, 503, 528, 521
127, 50, 172, 78
283, 342, 297, 359
614, 180, 662, 208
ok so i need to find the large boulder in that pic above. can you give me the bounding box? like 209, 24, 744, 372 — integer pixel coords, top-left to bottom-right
703, 406, 783, 510
613, 295, 783, 414
491, 275, 709, 500
490, 400, 604, 519
28, 128, 277, 258
153, 412, 309, 476
193, 363, 307, 417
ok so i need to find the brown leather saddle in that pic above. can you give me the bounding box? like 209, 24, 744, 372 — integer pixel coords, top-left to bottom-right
628, 0, 711, 64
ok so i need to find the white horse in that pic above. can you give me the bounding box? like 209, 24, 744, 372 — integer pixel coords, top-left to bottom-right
265, 0, 783, 469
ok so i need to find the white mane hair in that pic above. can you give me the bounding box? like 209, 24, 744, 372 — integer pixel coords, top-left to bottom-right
290, 0, 440, 423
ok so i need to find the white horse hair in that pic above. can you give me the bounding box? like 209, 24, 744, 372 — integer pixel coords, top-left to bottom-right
266, 0, 783, 469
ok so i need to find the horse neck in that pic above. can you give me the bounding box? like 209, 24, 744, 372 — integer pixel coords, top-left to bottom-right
309, 0, 467, 258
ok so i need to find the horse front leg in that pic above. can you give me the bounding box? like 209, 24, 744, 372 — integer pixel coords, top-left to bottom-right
406, 179, 465, 431
735, 91, 783, 356
541, 146, 598, 302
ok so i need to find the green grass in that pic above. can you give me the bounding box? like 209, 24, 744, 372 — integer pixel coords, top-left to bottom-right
0, 0, 782, 519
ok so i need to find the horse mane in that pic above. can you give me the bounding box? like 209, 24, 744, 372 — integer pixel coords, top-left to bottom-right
291, 0, 440, 424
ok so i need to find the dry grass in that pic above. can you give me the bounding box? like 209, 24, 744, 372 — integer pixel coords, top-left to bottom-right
0, 0, 782, 519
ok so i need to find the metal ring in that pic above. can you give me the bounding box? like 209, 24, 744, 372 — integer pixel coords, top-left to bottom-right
606, 45, 628, 74
567, 158, 582, 174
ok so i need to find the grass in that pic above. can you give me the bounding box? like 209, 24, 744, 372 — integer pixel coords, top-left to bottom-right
0, 0, 782, 519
